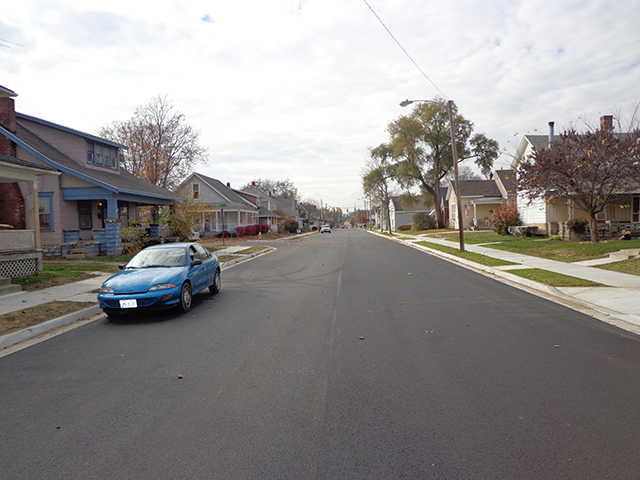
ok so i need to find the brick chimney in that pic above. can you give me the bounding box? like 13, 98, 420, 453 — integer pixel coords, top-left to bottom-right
0, 91, 17, 156
600, 115, 614, 131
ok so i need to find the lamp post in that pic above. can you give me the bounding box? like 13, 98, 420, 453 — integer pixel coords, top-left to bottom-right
399, 99, 465, 251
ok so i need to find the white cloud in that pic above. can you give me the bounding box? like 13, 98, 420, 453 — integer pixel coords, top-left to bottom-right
2, 0, 639, 208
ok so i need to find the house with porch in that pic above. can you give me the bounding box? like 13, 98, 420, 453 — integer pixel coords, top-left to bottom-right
513, 117, 640, 238
177, 173, 260, 235
238, 184, 281, 232
0, 86, 175, 265
446, 171, 515, 230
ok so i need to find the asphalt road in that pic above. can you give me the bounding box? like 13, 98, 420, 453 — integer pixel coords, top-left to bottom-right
2, 229, 640, 479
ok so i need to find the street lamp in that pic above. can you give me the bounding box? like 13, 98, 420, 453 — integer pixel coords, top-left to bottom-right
399, 99, 465, 251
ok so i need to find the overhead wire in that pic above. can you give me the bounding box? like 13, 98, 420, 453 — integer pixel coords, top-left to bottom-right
362, 0, 448, 99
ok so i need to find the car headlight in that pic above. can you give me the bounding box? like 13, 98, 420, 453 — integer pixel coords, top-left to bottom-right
100, 286, 114, 294
148, 283, 177, 292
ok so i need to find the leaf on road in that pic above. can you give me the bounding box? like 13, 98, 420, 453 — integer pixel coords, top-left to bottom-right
359, 336, 365, 340
399, 302, 405, 305
178, 375, 184, 379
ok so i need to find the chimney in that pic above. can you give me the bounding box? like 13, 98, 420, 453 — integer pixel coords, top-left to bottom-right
600, 115, 613, 131
0, 95, 17, 156
548, 121, 555, 147
226, 182, 230, 188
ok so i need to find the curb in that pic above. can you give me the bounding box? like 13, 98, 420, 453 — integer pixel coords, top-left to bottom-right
0, 305, 102, 350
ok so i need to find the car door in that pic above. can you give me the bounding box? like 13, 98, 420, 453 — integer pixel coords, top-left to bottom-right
194, 244, 215, 286
188, 245, 207, 293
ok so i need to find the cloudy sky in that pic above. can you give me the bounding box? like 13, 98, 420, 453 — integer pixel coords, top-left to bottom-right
2, 0, 639, 210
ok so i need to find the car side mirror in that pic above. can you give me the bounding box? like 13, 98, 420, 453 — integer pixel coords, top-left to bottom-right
119, 264, 126, 270
192, 259, 203, 266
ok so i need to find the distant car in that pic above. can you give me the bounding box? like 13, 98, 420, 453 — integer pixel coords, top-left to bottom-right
321, 225, 331, 233
97, 242, 220, 317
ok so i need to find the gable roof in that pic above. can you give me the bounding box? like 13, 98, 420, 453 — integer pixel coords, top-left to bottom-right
188, 172, 258, 210
0, 153, 58, 173
458, 180, 502, 198
0, 122, 174, 200
492, 169, 516, 195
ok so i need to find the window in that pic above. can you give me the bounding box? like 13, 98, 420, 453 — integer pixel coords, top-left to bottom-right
633, 196, 640, 223
87, 141, 118, 169
194, 244, 211, 261
87, 142, 95, 164
78, 201, 92, 230
95, 144, 103, 165
38, 192, 54, 232
192, 183, 200, 198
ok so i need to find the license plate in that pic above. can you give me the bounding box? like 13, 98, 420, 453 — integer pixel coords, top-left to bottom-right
120, 299, 137, 309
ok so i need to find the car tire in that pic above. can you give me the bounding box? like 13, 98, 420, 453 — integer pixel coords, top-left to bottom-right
209, 269, 221, 295
178, 282, 192, 313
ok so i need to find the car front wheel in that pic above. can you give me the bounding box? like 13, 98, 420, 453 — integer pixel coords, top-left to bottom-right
209, 269, 221, 295
178, 282, 192, 313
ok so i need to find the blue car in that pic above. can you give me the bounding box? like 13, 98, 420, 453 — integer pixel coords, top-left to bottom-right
98, 242, 221, 317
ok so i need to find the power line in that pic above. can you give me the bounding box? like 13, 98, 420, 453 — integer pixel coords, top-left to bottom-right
362, 0, 448, 99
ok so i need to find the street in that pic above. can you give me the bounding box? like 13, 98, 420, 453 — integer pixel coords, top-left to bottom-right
2, 229, 640, 479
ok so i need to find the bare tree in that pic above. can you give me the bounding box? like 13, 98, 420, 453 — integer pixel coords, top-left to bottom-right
518, 127, 640, 242
99, 95, 207, 190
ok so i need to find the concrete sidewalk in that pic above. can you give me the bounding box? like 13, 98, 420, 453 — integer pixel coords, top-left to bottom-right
384, 233, 640, 335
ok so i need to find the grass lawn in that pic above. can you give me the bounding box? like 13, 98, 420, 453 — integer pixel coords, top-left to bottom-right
414, 241, 517, 267
597, 257, 640, 276
12, 263, 120, 291
431, 231, 640, 263
507, 268, 602, 287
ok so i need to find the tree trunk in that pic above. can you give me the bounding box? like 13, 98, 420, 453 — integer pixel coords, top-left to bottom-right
589, 216, 600, 243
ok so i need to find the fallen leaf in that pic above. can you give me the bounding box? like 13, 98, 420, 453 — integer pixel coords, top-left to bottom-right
408, 273, 412, 276
554, 345, 560, 348
399, 302, 405, 305
177, 375, 184, 379
56, 425, 62, 429
465, 324, 469, 327
431, 330, 435, 333
359, 336, 365, 340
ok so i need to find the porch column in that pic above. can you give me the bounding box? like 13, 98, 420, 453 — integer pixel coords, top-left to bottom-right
107, 198, 118, 220
24, 180, 41, 249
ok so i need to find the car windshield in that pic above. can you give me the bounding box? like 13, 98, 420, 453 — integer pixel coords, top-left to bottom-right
126, 247, 187, 269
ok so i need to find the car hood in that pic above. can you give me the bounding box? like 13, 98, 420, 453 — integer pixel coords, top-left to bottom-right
102, 268, 186, 294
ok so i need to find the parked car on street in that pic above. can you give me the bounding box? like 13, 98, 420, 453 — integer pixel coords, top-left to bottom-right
98, 242, 220, 317
321, 225, 331, 233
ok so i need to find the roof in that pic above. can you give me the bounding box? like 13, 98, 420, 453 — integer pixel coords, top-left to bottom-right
390, 195, 431, 212
0, 122, 174, 200
493, 169, 516, 195
190, 173, 258, 210
0, 153, 58, 173
458, 180, 502, 198
16, 112, 126, 150
0, 85, 17, 98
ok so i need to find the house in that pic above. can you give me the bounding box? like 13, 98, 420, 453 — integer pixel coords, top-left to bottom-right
387, 195, 432, 231
236, 185, 280, 232
270, 194, 304, 229
512, 117, 640, 237
0, 86, 174, 269
446, 171, 514, 230
177, 173, 260, 234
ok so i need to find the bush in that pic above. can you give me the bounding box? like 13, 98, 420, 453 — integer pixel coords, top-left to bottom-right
283, 219, 299, 233
567, 218, 588, 235
236, 226, 246, 237
413, 212, 436, 231
489, 202, 521, 235
397, 224, 413, 231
